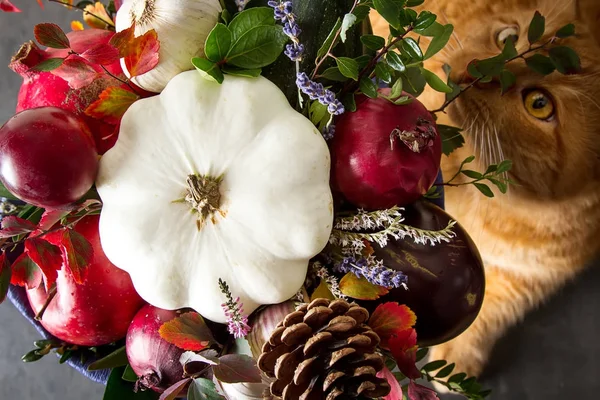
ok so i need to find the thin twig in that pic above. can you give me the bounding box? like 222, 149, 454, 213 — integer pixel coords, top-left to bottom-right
47, 0, 116, 29
99, 65, 140, 95
35, 286, 57, 321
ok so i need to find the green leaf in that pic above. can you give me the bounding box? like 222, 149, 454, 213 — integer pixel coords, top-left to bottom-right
556, 23, 575, 38
401, 37, 423, 61
204, 23, 232, 63
525, 54, 556, 75
448, 372, 467, 383
0, 181, 19, 201
393, 95, 412, 105
31, 58, 65, 72
220, 9, 232, 24
474, 183, 494, 197
528, 11, 546, 44
474, 56, 505, 77
422, 360, 447, 372
309, 101, 329, 126
317, 18, 342, 59
438, 124, 465, 155
122, 365, 138, 383
414, 11, 437, 32
192, 57, 224, 84
405, 8, 418, 24
401, 66, 426, 96
415, 347, 429, 362
424, 24, 453, 59
34, 23, 70, 49
500, 70, 516, 94
373, 0, 406, 29
221, 66, 261, 78
187, 378, 226, 400
103, 367, 158, 400
501, 37, 518, 60
390, 78, 403, 98
435, 363, 456, 378
375, 62, 392, 83
353, 5, 371, 23
461, 170, 484, 179
488, 178, 508, 194
340, 13, 357, 43
0, 254, 11, 305
496, 159, 513, 173
485, 164, 498, 175
22, 349, 44, 363
467, 61, 483, 78
88, 346, 128, 371
421, 68, 453, 93
360, 76, 378, 98
59, 349, 73, 364
549, 46, 582, 74
361, 35, 386, 51
342, 93, 357, 112
336, 57, 359, 80
226, 25, 287, 69
227, 7, 275, 40
320, 67, 347, 82
386, 51, 406, 72
354, 55, 372, 69
407, 0, 424, 6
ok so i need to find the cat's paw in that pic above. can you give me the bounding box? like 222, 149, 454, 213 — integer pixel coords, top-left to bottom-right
428, 337, 488, 379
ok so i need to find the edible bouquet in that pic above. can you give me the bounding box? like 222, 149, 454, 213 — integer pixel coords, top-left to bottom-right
0, 0, 579, 399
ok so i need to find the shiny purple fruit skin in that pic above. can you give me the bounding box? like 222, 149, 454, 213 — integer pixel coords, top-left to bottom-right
0, 107, 98, 208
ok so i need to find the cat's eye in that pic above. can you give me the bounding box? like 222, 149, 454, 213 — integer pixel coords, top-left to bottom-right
496, 26, 519, 48
523, 90, 555, 120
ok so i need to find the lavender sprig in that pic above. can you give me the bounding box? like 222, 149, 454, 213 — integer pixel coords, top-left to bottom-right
268, 0, 344, 140
334, 256, 408, 290
234, 0, 250, 12
314, 262, 347, 300
218, 278, 251, 339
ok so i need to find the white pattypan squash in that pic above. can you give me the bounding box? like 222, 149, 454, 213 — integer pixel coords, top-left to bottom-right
96, 71, 333, 323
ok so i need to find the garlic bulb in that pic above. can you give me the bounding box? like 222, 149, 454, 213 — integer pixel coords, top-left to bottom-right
115, 0, 222, 92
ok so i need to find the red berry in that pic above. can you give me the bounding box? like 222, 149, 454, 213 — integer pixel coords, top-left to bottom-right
332, 91, 442, 210
0, 107, 98, 208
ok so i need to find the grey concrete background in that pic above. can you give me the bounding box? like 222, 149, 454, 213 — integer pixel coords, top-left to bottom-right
1, 2, 599, 399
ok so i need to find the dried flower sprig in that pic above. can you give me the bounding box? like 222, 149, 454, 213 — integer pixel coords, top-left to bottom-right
334, 256, 408, 289
218, 278, 251, 339
313, 262, 347, 300
330, 208, 457, 248
268, 0, 344, 140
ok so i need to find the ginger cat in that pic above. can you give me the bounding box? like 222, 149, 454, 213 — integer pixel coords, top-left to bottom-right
372, 0, 600, 378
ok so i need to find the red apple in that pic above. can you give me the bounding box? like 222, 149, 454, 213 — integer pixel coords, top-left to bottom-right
27, 215, 145, 346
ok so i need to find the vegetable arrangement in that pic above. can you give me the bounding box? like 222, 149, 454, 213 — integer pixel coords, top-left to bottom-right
0, 0, 581, 399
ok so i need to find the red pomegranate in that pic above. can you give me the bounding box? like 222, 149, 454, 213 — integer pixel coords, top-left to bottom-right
331, 90, 442, 210
27, 215, 146, 346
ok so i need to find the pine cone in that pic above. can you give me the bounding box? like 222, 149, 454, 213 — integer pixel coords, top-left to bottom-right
257, 298, 391, 400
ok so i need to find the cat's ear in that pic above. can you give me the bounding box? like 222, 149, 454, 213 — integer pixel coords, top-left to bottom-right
578, 0, 600, 43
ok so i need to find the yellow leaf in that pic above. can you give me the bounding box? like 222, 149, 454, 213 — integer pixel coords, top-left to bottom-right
84, 2, 113, 29
339, 273, 389, 300
311, 280, 335, 301
71, 21, 84, 31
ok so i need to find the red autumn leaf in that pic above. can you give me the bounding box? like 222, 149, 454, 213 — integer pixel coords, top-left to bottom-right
339, 272, 389, 300
10, 253, 42, 290
0, 216, 37, 239
110, 24, 160, 77
377, 366, 403, 400
37, 209, 71, 231
52, 56, 99, 89
24, 237, 63, 290
0, 0, 21, 12
60, 228, 93, 284
85, 86, 140, 124
158, 312, 216, 351
80, 43, 120, 65
34, 23, 71, 49
407, 380, 440, 400
213, 354, 262, 384
389, 329, 421, 380
0, 253, 11, 304
369, 302, 417, 349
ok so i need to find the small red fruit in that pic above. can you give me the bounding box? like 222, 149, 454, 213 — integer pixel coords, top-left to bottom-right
332, 90, 442, 210
27, 215, 145, 346
0, 107, 98, 208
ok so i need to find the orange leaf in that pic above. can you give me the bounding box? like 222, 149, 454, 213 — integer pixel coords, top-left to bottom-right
389, 329, 421, 380
369, 303, 417, 349
83, 2, 113, 29
0, 0, 21, 12
159, 312, 216, 351
10, 253, 42, 290
60, 228, 93, 284
110, 24, 160, 77
71, 21, 84, 31
25, 238, 63, 290
85, 86, 140, 124
339, 272, 389, 300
